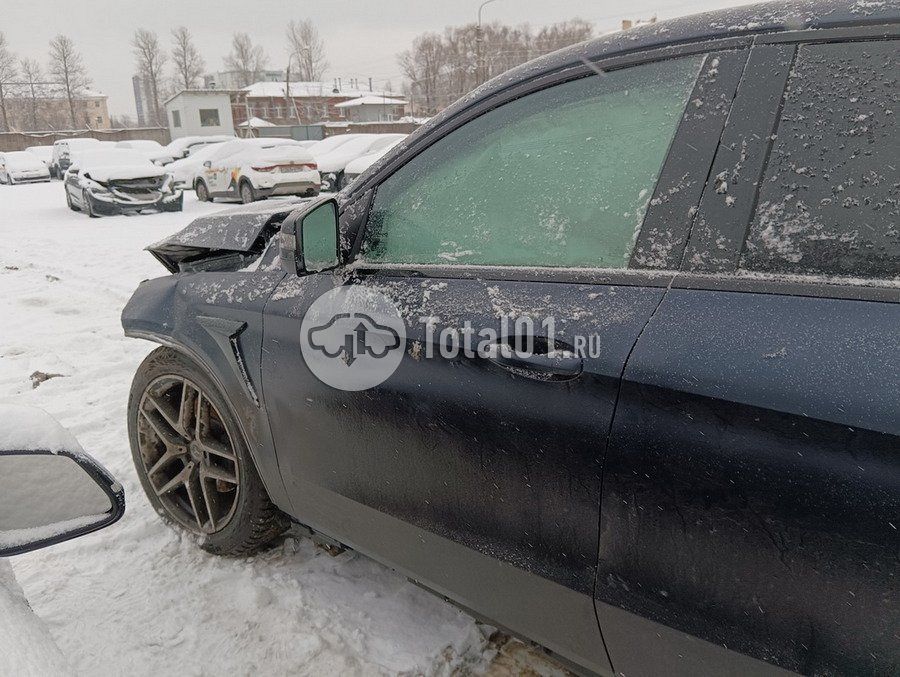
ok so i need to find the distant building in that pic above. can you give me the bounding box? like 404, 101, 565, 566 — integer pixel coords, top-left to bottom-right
3, 84, 110, 131
334, 96, 407, 123
204, 70, 286, 90
164, 90, 235, 139
232, 81, 396, 126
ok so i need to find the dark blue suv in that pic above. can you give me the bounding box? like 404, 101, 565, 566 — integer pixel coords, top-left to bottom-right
123, 3, 899, 674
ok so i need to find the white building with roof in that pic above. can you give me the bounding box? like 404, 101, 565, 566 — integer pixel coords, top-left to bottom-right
164, 90, 235, 139
334, 96, 407, 123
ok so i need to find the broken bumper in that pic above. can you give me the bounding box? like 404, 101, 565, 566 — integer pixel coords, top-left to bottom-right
86, 189, 184, 216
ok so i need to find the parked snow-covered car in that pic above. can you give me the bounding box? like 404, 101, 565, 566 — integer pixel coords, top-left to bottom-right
313, 134, 407, 191
49, 138, 101, 178
342, 137, 406, 187
115, 140, 163, 152
0, 404, 125, 677
0, 151, 51, 184
24, 145, 54, 171
195, 139, 319, 203
64, 148, 182, 217
164, 140, 227, 189
151, 135, 235, 165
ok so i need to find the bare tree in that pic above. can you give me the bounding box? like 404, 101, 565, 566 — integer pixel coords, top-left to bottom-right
0, 32, 17, 131
224, 33, 268, 88
48, 34, 91, 129
132, 29, 167, 126
532, 19, 593, 56
398, 19, 593, 115
398, 33, 445, 115
20, 58, 43, 130
286, 19, 328, 81
171, 26, 205, 91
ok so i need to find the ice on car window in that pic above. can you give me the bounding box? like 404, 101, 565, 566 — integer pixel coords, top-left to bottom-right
363, 55, 702, 269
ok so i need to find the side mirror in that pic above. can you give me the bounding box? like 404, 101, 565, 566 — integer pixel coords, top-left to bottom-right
0, 406, 125, 557
279, 198, 340, 275
203, 160, 212, 168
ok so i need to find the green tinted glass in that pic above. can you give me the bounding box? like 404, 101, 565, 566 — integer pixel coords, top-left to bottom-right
301, 202, 338, 272
363, 55, 701, 268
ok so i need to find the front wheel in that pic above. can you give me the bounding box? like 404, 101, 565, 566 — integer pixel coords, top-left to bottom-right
127, 348, 288, 555
66, 188, 80, 211
195, 180, 211, 202
239, 180, 256, 204
82, 190, 98, 218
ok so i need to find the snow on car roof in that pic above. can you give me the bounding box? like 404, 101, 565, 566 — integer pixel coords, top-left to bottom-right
72, 148, 154, 167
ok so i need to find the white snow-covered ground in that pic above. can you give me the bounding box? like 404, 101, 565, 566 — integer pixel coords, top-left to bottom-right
0, 182, 526, 676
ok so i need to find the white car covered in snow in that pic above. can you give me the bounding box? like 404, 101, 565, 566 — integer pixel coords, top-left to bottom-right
0, 151, 51, 184
24, 145, 54, 171
64, 148, 182, 217
163, 140, 228, 189
151, 134, 236, 165
50, 138, 107, 178
0, 405, 124, 676
194, 139, 319, 203
312, 133, 407, 191
342, 137, 406, 187
114, 140, 164, 152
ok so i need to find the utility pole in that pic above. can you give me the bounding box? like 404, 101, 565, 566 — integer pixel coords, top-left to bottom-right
476, 0, 498, 85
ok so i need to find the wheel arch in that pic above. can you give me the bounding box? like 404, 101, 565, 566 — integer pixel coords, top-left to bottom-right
122, 277, 292, 512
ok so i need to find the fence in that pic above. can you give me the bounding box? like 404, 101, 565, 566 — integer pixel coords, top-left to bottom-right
0, 127, 170, 152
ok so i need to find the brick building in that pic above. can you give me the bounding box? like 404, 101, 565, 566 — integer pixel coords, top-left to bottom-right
231, 81, 400, 127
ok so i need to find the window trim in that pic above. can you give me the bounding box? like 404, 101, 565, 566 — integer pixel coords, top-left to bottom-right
344, 38, 753, 272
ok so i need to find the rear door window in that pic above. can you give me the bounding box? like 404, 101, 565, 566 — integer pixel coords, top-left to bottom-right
362, 55, 703, 269
740, 40, 899, 279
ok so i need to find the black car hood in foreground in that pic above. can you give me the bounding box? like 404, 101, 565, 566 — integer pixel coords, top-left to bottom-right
147, 199, 310, 273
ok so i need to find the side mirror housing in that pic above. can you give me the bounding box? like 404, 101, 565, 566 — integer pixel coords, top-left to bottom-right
0, 406, 125, 557
202, 160, 212, 168
279, 197, 340, 275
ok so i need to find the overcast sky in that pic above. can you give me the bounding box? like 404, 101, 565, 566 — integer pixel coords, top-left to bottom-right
3, 0, 754, 116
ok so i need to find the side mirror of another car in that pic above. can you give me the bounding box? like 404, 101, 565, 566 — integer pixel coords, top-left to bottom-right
0, 406, 125, 557
202, 160, 212, 168
279, 197, 340, 275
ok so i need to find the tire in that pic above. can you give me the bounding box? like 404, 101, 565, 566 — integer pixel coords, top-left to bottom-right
66, 188, 80, 211
195, 180, 211, 202
239, 180, 256, 204
82, 190, 98, 218
128, 347, 288, 556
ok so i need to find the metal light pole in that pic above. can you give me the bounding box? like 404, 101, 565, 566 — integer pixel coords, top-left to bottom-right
476, 0, 498, 85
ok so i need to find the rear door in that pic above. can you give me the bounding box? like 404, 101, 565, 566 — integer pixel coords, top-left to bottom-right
261, 47, 744, 673
596, 35, 900, 676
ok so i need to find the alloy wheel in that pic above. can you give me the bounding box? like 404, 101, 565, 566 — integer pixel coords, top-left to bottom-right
136, 375, 240, 534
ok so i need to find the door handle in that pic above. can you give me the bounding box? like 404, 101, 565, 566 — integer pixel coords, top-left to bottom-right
485, 339, 583, 380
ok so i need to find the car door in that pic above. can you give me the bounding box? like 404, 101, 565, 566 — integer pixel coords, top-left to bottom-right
261, 47, 739, 674
595, 36, 900, 676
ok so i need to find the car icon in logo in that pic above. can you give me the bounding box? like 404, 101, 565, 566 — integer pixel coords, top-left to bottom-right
307, 313, 402, 366
300, 287, 407, 391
